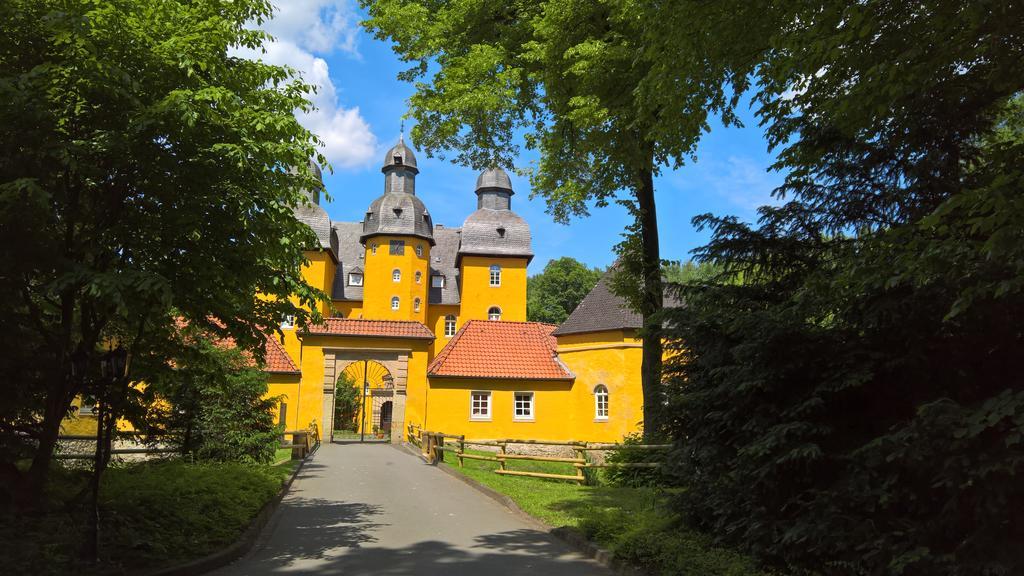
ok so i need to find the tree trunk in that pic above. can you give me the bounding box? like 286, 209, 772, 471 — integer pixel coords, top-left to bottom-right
19, 387, 70, 511
635, 167, 664, 439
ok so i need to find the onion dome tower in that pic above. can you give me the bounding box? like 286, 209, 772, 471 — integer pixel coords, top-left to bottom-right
360, 137, 435, 245
458, 167, 533, 262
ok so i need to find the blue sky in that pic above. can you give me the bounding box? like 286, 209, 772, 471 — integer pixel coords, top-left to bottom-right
252, 2, 784, 274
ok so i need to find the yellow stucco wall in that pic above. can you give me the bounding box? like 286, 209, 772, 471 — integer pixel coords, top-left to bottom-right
458, 256, 527, 321
423, 378, 580, 440
331, 300, 363, 319
300, 251, 337, 318
267, 373, 304, 431
426, 303, 461, 358
361, 235, 430, 323
556, 329, 645, 442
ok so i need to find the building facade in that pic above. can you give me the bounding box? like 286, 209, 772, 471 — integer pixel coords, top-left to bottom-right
266, 139, 645, 443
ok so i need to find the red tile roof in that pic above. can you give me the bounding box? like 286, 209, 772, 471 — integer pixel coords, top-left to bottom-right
305, 318, 434, 340
428, 320, 574, 381
174, 317, 300, 375
264, 335, 300, 374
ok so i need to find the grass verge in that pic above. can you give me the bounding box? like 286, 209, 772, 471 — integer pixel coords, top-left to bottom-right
441, 448, 768, 576
1, 458, 297, 575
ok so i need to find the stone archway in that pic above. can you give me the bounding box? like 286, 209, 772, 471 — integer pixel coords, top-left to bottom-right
321, 348, 410, 442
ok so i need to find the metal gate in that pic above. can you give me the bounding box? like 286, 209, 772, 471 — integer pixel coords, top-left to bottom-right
340, 360, 395, 441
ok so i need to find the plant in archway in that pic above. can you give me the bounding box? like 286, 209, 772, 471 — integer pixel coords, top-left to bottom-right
334, 373, 361, 431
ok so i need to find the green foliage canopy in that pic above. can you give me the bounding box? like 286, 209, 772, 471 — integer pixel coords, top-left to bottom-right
0, 0, 325, 506
655, 1, 1024, 574
137, 324, 281, 464
526, 257, 602, 324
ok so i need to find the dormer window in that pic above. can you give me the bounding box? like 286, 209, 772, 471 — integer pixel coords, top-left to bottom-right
393, 207, 403, 217
497, 227, 506, 238
432, 275, 446, 288
348, 272, 363, 286
394, 155, 403, 165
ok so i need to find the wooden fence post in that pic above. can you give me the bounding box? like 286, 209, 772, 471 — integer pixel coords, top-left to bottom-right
498, 441, 507, 472
458, 435, 465, 468
573, 444, 586, 485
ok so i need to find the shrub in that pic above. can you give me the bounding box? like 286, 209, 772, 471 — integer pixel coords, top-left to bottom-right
605, 433, 669, 488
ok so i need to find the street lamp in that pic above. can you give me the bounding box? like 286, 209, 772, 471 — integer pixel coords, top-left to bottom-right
85, 345, 128, 563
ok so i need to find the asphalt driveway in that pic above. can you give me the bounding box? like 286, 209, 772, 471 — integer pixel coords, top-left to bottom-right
211, 441, 612, 575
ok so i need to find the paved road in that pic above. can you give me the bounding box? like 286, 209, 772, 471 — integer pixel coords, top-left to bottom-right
212, 442, 612, 575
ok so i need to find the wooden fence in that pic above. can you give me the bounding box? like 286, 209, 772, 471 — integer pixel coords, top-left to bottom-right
406, 423, 670, 485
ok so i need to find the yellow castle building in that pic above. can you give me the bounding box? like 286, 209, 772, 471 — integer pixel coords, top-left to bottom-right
266, 139, 646, 443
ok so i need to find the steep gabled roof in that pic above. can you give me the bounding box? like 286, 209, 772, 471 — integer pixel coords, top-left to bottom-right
552, 270, 683, 336
264, 335, 301, 374
428, 320, 574, 380
552, 273, 641, 336
305, 318, 434, 340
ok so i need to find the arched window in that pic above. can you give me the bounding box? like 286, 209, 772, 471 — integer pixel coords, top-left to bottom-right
489, 265, 501, 287
391, 296, 400, 311
488, 306, 502, 321
371, 243, 378, 255
594, 385, 609, 420
415, 244, 423, 257
414, 297, 421, 312
392, 269, 401, 282
415, 270, 422, 284
444, 314, 457, 337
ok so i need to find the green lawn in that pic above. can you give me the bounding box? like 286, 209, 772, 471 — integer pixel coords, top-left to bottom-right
441, 448, 769, 576
1, 459, 296, 575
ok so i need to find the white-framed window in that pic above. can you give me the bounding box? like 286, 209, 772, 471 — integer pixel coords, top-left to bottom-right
348, 272, 363, 286
444, 314, 457, 337
432, 274, 445, 288
489, 265, 501, 287
514, 392, 534, 420
416, 244, 423, 257
281, 314, 296, 329
391, 296, 400, 311
392, 268, 401, 282
415, 270, 422, 284
414, 297, 421, 312
488, 306, 502, 321
371, 243, 378, 255
470, 391, 491, 420
594, 384, 609, 420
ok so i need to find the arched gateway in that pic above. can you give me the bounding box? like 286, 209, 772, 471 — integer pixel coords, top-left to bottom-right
321, 348, 409, 441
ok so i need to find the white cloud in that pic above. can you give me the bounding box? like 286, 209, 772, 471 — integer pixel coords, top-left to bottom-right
669, 154, 782, 215
238, 2, 377, 169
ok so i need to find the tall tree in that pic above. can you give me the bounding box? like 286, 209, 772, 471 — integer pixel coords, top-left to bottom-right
651, 1, 1024, 574
527, 257, 602, 324
361, 0, 739, 435
0, 0, 325, 509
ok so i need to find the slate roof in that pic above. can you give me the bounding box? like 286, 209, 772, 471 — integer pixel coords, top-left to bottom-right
428, 320, 574, 380
331, 221, 366, 301
264, 335, 301, 374
294, 202, 339, 261
429, 226, 462, 305
552, 272, 642, 336
552, 271, 682, 336
458, 208, 533, 262
305, 318, 434, 340
361, 191, 435, 245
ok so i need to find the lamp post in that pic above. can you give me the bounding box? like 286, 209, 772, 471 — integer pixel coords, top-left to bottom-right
84, 346, 128, 563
